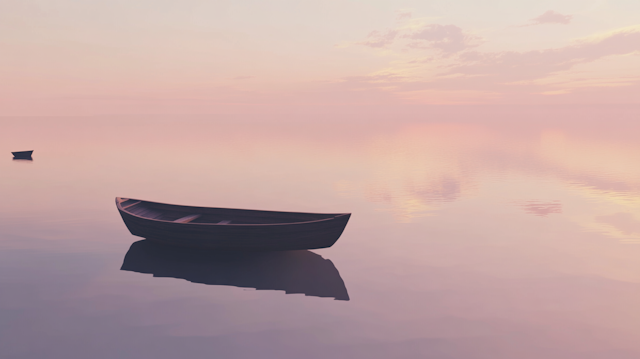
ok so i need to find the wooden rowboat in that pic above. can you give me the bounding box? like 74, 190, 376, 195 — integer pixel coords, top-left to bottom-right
121, 239, 349, 300
116, 197, 351, 251
12, 150, 33, 159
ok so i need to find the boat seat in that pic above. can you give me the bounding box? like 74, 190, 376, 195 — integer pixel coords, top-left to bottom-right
122, 201, 141, 209
174, 214, 201, 223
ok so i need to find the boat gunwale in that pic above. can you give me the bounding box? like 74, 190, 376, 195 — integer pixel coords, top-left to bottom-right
116, 197, 349, 227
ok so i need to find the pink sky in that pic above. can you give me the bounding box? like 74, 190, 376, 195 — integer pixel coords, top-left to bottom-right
1, 0, 639, 116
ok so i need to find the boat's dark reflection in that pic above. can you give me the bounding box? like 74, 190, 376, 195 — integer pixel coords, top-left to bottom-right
12, 157, 33, 161
121, 240, 350, 300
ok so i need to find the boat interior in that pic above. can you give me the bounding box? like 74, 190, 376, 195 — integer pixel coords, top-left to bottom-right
117, 198, 343, 225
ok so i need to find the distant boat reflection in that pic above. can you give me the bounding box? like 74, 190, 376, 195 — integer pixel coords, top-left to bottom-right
121, 240, 350, 300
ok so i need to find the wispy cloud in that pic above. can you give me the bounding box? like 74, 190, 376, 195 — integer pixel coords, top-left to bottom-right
447, 26, 640, 82
403, 24, 480, 54
395, 10, 412, 22
359, 29, 399, 48
346, 24, 640, 103
523, 10, 573, 26
357, 12, 479, 54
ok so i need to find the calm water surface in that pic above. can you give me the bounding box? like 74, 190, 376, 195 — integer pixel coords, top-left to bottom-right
2, 108, 640, 358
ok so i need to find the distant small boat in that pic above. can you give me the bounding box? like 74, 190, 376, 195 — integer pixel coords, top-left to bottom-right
116, 197, 351, 251
12, 150, 33, 159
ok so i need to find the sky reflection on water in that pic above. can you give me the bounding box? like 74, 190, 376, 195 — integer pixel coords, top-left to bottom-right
2, 108, 640, 358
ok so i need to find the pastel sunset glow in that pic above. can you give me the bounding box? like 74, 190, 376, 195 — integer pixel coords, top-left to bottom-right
2, 0, 639, 115
5, 3, 640, 358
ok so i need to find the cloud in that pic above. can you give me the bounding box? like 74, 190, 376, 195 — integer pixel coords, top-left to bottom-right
343, 25, 640, 104
358, 21, 479, 54
403, 24, 480, 54
445, 26, 640, 83
526, 10, 572, 26
395, 10, 412, 22
359, 29, 399, 48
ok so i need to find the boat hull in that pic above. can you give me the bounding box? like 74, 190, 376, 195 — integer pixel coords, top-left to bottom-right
12, 150, 33, 159
116, 199, 350, 251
